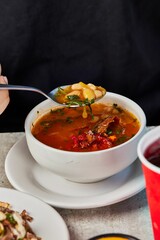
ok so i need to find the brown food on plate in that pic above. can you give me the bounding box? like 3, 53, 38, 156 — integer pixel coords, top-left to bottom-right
0, 201, 41, 240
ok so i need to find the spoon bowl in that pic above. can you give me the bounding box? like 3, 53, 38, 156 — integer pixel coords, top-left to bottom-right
49, 84, 106, 107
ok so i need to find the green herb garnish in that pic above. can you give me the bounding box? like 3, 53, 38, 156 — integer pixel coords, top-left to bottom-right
66, 95, 95, 107
57, 87, 67, 95
66, 117, 73, 123
6, 213, 16, 224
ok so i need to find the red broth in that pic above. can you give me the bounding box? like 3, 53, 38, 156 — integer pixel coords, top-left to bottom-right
31, 103, 140, 152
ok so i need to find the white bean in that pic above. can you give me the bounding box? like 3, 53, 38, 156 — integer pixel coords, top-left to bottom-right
65, 90, 81, 98
87, 83, 96, 90
94, 89, 103, 99
71, 83, 83, 90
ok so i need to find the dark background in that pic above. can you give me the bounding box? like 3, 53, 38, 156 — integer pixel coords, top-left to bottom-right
0, 0, 160, 132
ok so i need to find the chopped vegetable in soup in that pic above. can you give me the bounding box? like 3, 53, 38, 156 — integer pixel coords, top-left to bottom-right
32, 103, 140, 152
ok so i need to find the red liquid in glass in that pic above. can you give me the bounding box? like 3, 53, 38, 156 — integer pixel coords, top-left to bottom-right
144, 138, 160, 167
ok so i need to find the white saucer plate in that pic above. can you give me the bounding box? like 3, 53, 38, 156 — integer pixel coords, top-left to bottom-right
0, 187, 70, 239
5, 136, 145, 209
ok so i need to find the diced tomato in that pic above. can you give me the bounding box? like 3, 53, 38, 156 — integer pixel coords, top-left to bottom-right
70, 132, 114, 151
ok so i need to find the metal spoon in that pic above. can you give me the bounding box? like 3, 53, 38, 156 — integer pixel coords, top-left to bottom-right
0, 84, 105, 107
0, 83, 61, 103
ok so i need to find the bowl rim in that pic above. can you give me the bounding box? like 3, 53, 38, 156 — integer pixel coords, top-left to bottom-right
25, 91, 147, 155
88, 232, 140, 240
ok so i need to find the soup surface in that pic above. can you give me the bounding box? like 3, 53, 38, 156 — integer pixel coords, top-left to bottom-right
32, 103, 140, 152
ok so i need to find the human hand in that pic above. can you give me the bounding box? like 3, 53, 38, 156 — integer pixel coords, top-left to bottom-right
0, 65, 10, 114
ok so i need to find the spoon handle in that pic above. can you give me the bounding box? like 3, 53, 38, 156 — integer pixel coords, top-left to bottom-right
0, 84, 51, 101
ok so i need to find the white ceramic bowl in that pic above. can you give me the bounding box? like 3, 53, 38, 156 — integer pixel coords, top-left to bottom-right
25, 92, 146, 183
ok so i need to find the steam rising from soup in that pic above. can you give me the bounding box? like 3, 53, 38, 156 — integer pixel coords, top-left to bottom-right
31, 103, 140, 152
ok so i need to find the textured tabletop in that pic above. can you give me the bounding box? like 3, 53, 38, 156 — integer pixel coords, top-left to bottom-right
0, 132, 154, 240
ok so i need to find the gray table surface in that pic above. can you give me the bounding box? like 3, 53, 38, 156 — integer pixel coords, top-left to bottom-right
0, 132, 154, 240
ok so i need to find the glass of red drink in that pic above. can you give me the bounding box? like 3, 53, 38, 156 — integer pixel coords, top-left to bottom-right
137, 126, 160, 240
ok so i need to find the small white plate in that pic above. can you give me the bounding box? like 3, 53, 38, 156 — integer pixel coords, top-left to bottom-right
0, 187, 70, 239
5, 136, 145, 209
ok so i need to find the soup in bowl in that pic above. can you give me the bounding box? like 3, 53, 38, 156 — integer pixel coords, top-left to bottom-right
25, 92, 146, 183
